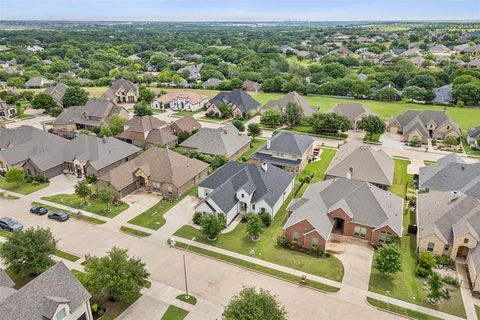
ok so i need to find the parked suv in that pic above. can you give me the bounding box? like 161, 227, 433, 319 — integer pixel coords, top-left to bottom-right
30, 206, 48, 215
0, 217, 23, 232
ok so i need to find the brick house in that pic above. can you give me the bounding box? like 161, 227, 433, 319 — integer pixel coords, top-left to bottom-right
284, 178, 403, 250
116, 116, 178, 148
206, 89, 260, 119
329, 103, 375, 130
101, 79, 139, 104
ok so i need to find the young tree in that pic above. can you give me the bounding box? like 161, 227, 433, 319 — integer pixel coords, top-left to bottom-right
74, 179, 92, 205
81, 247, 149, 303
63, 86, 88, 108
100, 115, 126, 136
246, 214, 263, 241
98, 187, 114, 212
358, 115, 386, 141
0, 227, 56, 276
373, 243, 402, 275
427, 272, 446, 304
231, 119, 245, 132
200, 213, 224, 240
223, 287, 287, 320
261, 109, 283, 127
139, 87, 155, 102
31, 92, 58, 113
5, 168, 25, 186
210, 155, 229, 171
284, 102, 303, 127
133, 103, 153, 116
219, 102, 231, 118
247, 123, 262, 141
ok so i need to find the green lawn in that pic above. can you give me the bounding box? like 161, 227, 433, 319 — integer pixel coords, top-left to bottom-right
120, 226, 151, 237
367, 297, 442, 320
172, 109, 204, 117
5, 268, 35, 289
54, 249, 80, 262
475, 305, 480, 319
462, 137, 480, 156
128, 187, 197, 230
297, 148, 337, 184
0, 192, 19, 200
42, 190, 129, 218
96, 294, 142, 320
175, 241, 339, 293
242, 138, 267, 159
390, 159, 413, 198
161, 305, 189, 320
31, 202, 107, 225
176, 294, 197, 305
0, 229, 12, 237
198, 116, 225, 123
0, 178, 48, 195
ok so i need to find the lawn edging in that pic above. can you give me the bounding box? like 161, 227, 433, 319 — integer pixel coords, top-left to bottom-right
366, 297, 442, 320
172, 240, 340, 294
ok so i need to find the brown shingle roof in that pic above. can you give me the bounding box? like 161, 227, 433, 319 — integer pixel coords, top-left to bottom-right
171, 116, 201, 133
153, 90, 210, 105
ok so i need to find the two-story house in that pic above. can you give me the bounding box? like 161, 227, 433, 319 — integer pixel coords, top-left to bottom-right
206, 89, 261, 119
249, 132, 314, 174
151, 90, 209, 111
101, 79, 139, 104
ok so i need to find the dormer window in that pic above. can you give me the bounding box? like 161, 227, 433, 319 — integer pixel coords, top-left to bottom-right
55, 308, 67, 320
241, 194, 244, 198
464, 238, 469, 244
446, 125, 450, 130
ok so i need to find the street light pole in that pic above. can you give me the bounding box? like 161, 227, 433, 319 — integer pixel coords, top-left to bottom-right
183, 253, 189, 299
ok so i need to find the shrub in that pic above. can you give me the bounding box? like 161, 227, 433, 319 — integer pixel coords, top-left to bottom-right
91, 304, 98, 312
85, 175, 98, 184
217, 213, 227, 227
443, 136, 459, 146
276, 236, 288, 248
435, 255, 453, 268
442, 275, 458, 286
410, 137, 422, 147
416, 265, 431, 277
192, 212, 204, 225
315, 246, 325, 256
325, 252, 331, 258
259, 211, 272, 227
418, 252, 436, 270
97, 309, 105, 317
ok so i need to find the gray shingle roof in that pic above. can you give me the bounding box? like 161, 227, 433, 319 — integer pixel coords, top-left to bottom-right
389, 110, 461, 137
0, 269, 15, 288
24, 76, 54, 88
198, 162, 294, 214
44, 82, 69, 104
263, 91, 316, 116
209, 89, 260, 114
101, 79, 138, 101
180, 125, 250, 157
330, 103, 375, 124
468, 127, 480, 140
419, 153, 480, 199
433, 84, 453, 104
326, 141, 394, 186
0, 262, 91, 320
251, 131, 314, 159
284, 178, 403, 239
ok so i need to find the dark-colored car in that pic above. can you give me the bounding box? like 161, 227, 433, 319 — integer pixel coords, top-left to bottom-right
48, 211, 70, 222
0, 217, 23, 232
30, 206, 48, 215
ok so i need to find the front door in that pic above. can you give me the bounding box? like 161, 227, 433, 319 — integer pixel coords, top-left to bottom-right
334, 218, 344, 234
456, 246, 469, 258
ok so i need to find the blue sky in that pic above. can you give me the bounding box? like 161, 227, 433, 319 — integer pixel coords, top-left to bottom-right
0, 0, 479, 21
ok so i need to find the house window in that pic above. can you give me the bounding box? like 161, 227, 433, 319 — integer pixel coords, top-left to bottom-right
464, 238, 469, 244
27, 169, 32, 176
260, 208, 266, 213
379, 231, 393, 243
427, 242, 435, 252
167, 186, 173, 194
444, 244, 450, 251
446, 125, 450, 130
55, 308, 67, 320
152, 182, 161, 192
354, 226, 367, 238
312, 237, 318, 247
252, 204, 255, 210
293, 231, 299, 241
241, 194, 244, 198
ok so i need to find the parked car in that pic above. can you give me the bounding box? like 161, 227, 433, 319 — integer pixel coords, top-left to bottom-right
0, 217, 23, 232
48, 211, 69, 222
30, 206, 48, 215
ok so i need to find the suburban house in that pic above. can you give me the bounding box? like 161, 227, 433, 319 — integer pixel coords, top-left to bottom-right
387, 110, 461, 144
467, 127, 480, 148
24, 76, 55, 88
23, 135, 140, 178
0, 125, 68, 173
151, 90, 209, 111
178, 64, 202, 81
0, 262, 93, 320
203, 78, 222, 89
170, 116, 201, 137
45, 82, 69, 107
0, 98, 16, 118
97, 147, 209, 199
432, 84, 453, 105
419, 153, 480, 199
417, 191, 480, 292
196, 162, 295, 225
180, 125, 250, 160
330, 103, 375, 130
263, 91, 316, 117
52, 98, 129, 138
100, 79, 139, 104
284, 178, 403, 249
326, 141, 394, 190
206, 89, 261, 119
249, 132, 314, 174
242, 80, 261, 92
116, 116, 178, 148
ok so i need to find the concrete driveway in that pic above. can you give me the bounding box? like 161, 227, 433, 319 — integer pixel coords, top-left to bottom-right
156, 195, 200, 238
328, 235, 374, 290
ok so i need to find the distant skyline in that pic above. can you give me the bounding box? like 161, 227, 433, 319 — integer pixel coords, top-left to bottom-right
0, 0, 479, 21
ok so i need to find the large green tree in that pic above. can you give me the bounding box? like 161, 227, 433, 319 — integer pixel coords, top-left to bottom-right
74, 179, 92, 205
63, 86, 88, 108
5, 168, 25, 186
310, 113, 351, 134
200, 213, 224, 240
284, 102, 303, 127
100, 115, 126, 136
81, 247, 149, 302
223, 287, 287, 320
133, 103, 153, 116
97, 187, 115, 212
261, 109, 283, 127
427, 272, 446, 304
247, 123, 262, 141
246, 214, 263, 241
0, 227, 56, 276
31, 92, 58, 112
358, 115, 386, 141
373, 243, 402, 275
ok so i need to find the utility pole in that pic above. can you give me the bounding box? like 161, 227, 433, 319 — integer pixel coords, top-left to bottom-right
183, 253, 189, 299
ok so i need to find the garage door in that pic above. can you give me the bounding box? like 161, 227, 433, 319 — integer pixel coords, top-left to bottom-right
389, 126, 399, 134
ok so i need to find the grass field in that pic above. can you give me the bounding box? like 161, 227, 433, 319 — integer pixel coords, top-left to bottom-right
0, 178, 48, 195
390, 159, 413, 198
161, 305, 189, 320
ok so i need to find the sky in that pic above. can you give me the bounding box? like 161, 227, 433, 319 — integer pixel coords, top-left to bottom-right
0, 0, 479, 21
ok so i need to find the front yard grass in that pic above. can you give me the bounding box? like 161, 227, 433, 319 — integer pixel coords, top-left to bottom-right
0, 192, 19, 200
128, 187, 197, 230
198, 116, 225, 123
461, 137, 480, 156
120, 226, 151, 237
297, 148, 337, 184
0, 178, 48, 195
172, 109, 203, 117
5, 268, 35, 289
161, 305, 189, 320
54, 249, 80, 262
42, 191, 128, 218
242, 138, 267, 159
176, 294, 197, 305
367, 297, 442, 320
390, 159, 413, 198
31, 202, 106, 225
475, 305, 480, 319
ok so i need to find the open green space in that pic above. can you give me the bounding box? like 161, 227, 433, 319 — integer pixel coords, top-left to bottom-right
31, 202, 107, 225
176, 294, 197, 305
120, 226, 151, 237
128, 187, 197, 230
42, 188, 129, 218
54, 249, 81, 262
0, 178, 48, 195
161, 305, 189, 320
242, 138, 267, 159
198, 116, 225, 123
175, 241, 339, 293
367, 297, 442, 320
